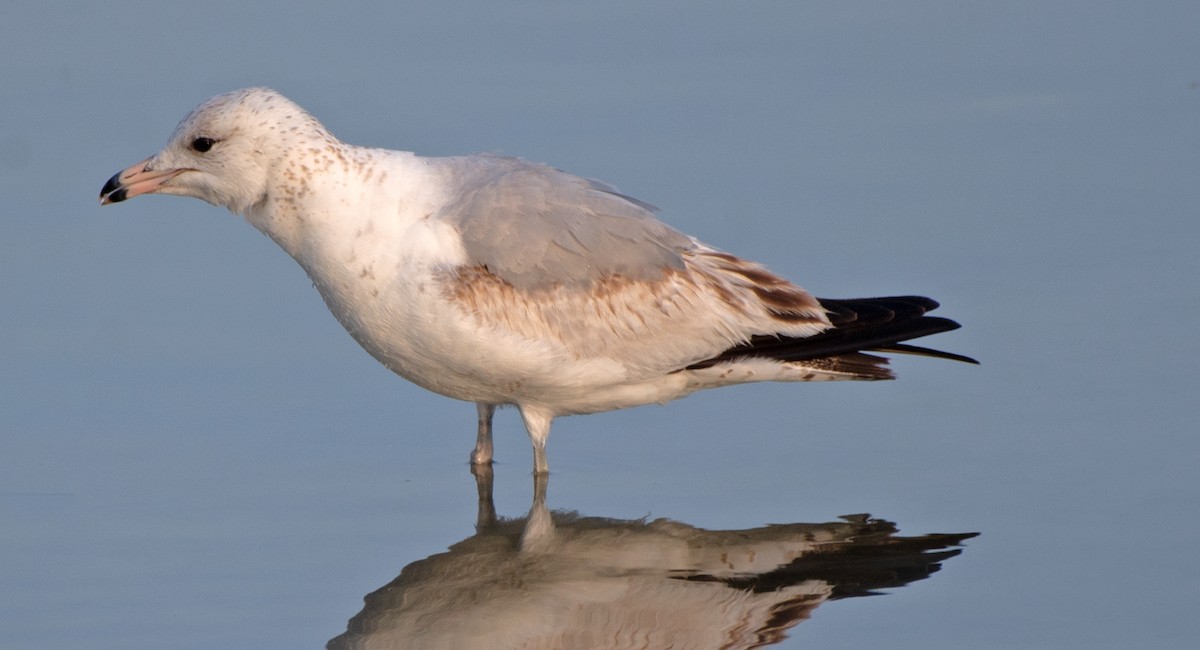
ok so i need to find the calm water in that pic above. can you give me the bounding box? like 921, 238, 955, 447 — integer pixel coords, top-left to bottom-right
3, 2, 1198, 648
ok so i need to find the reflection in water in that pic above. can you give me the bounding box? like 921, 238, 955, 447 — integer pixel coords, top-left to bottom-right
328, 468, 977, 649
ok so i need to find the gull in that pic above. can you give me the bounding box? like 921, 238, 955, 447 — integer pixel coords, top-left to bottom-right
100, 88, 975, 474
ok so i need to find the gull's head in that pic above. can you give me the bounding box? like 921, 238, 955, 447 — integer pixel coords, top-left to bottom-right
100, 87, 331, 215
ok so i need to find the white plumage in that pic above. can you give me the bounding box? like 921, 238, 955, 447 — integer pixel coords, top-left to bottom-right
101, 88, 973, 473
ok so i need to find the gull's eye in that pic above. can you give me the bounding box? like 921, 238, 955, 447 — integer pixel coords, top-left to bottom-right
190, 137, 217, 153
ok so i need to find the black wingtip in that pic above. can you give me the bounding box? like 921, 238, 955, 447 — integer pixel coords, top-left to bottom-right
685, 295, 976, 371
872, 343, 979, 365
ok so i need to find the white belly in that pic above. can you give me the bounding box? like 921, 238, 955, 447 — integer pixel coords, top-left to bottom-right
308, 263, 692, 414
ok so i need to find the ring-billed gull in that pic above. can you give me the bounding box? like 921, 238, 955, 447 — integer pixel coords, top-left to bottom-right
100, 88, 975, 474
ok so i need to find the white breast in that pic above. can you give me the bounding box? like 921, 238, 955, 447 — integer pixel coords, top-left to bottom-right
248, 147, 620, 408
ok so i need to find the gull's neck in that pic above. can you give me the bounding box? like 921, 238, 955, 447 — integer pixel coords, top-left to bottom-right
242, 142, 452, 271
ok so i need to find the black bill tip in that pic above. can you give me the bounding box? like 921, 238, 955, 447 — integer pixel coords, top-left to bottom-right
99, 172, 126, 204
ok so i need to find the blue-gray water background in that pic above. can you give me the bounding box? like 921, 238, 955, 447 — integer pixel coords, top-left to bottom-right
2, 2, 1197, 648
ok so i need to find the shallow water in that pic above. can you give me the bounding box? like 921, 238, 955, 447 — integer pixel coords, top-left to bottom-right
3, 2, 1199, 648
327, 468, 977, 649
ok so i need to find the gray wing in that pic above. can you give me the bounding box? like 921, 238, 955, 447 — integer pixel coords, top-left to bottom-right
432, 155, 694, 290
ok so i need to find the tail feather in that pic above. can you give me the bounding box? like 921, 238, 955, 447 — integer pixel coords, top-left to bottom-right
684, 295, 976, 373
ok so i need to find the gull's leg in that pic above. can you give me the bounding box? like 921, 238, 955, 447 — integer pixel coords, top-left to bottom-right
471, 403, 496, 466
518, 405, 554, 475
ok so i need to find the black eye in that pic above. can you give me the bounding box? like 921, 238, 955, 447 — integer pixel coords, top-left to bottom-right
190, 137, 216, 153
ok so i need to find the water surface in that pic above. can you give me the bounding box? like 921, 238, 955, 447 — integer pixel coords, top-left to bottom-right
2, 2, 1198, 648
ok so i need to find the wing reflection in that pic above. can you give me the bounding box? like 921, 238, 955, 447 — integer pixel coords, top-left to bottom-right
328, 468, 977, 649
